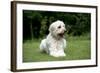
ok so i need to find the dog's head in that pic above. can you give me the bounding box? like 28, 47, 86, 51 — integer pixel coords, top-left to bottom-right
49, 20, 66, 39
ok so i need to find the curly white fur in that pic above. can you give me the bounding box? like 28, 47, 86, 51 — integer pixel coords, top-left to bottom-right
40, 20, 66, 57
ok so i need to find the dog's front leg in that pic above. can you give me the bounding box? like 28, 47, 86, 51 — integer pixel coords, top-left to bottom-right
49, 47, 60, 57
49, 47, 66, 57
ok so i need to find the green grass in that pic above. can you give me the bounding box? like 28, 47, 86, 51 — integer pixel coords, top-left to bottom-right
23, 36, 91, 62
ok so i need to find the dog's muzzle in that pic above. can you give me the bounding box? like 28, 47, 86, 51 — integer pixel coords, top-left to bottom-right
58, 30, 66, 37
58, 32, 65, 37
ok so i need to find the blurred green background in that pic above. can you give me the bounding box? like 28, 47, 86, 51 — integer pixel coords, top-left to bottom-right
23, 10, 91, 62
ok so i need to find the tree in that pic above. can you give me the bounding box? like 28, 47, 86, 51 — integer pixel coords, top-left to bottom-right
23, 10, 91, 40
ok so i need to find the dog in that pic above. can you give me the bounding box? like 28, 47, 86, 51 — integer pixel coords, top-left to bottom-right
40, 20, 66, 57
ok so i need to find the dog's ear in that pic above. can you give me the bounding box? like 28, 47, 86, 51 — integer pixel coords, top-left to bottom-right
49, 24, 54, 32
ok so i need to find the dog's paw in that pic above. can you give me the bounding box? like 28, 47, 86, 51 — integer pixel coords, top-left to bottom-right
50, 52, 59, 57
50, 51, 66, 57
59, 53, 66, 57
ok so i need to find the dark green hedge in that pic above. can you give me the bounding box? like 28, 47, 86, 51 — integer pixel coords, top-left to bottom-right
23, 10, 91, 40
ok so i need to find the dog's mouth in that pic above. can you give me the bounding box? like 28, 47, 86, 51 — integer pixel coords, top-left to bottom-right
58, 33, 64, 37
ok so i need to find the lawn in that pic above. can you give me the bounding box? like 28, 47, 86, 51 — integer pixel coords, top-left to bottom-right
23, 36, 91, 62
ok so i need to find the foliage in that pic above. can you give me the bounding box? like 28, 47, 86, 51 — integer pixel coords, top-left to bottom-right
23, 10, 91, 40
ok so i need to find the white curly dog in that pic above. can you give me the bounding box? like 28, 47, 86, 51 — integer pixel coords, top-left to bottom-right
40, 20, 66, 57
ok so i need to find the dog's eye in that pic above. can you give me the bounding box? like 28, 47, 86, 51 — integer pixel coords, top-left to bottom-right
58, 26, 61, 28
